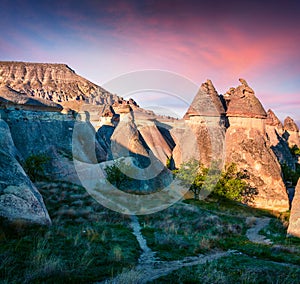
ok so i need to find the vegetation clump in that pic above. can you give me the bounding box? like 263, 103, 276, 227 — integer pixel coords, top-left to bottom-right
174, 159, 257, 202
23, 153, 50, 182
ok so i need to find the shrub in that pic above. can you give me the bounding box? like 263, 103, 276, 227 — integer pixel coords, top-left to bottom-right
104, 159, 133, 189
175, 160, 256, 202
23, 154, 50, 182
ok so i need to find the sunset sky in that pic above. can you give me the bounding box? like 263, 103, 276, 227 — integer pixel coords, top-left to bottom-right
0, 0, 299, 123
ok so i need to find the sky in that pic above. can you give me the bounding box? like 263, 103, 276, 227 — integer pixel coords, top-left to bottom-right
0, 0, 299, 124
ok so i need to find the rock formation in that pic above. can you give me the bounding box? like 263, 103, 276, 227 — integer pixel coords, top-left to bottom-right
0, 119, 51, 226
266, 109, 296, 170
0, 61, 296, 223
224, 79, 289, 212
0, 61, 118, 106
172, 79, 226, 167
284, 116, 300, 148
287, 179, 300, 237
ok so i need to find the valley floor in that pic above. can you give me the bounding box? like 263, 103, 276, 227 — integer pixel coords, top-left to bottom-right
1, 181, 300, 283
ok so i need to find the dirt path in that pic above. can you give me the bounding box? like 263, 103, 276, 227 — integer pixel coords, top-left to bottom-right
246, 217, 272, 245
100, 216, 233, 284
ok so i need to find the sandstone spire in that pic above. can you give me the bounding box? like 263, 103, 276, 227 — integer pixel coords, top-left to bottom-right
225, 79, 289, 212
284, 116, 300, 148
184, 79, 225, 118
284, 116, 299, 132
266, 109, 284, 129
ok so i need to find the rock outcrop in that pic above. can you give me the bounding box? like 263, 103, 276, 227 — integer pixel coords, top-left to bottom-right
266, 109, 296, 171
0, 119, 51, 226
224, 79, 289, 212
284, 116, 300, 148
287, 179, 300, 237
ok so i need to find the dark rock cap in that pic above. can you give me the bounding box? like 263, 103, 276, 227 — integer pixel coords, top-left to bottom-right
225, 79, 267, 118
184, 79, 226, 118
284, 116, 299, 132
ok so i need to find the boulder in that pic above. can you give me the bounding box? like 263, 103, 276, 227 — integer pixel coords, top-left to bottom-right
0, 119, 51, 226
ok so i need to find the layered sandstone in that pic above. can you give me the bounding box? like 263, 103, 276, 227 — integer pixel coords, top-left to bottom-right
0, 61, 118, 106
225, 79, 289, 212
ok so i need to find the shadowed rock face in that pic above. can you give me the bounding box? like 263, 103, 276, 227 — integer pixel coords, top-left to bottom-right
225, 80, 289, 212
0, 119, 51, 226
284, 116, 300, 148
288, 179, 300, 237
266, 109, 296, 171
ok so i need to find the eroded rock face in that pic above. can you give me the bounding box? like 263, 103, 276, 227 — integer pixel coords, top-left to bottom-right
266, 110, 296, 171
284, 116, 300, 148
288, 179, 300, 237
225, 80, 289, 212
0, 119, 51, 226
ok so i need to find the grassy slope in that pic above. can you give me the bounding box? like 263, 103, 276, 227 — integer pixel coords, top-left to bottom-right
1, 184, 300, 283
0, 181, 140, 283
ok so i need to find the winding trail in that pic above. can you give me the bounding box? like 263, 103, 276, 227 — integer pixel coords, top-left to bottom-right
100, 216, 234, 284
246, 217, 272, 245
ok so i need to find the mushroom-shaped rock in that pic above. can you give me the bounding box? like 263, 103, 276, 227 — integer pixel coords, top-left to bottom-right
225, 79, 267, 119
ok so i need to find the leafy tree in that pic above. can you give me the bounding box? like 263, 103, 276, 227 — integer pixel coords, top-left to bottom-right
174, 159, 208, 200
23, 154, 50, 182
175, 160, 256, 202
104, 159, 133, 189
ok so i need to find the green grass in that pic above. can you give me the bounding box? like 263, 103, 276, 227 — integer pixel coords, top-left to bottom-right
139, 198, 300, 265
152, 254, 300, 284
1, 183, 300, 283
0, 181, 140, 283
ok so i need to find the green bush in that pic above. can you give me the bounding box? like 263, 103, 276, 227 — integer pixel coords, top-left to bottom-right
23, 154, 50, 182
104, 159, 133, 189
175, 160, 256, 202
